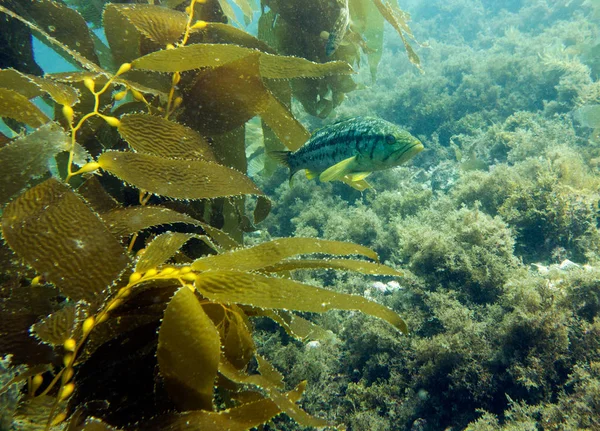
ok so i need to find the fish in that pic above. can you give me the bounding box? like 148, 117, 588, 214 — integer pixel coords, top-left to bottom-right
325, 0, 350, 56
270, 117, 424, 188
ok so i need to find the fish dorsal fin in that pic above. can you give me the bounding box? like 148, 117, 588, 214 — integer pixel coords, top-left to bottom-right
348, 172, 371, 181
319, 156, 357, 182
305, 169, 318, 180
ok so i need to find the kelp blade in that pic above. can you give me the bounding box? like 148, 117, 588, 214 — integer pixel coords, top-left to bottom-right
135, 232, 217, 273
132, 43, 354, 78
118, 114, 216, 161
191, 237, 379, 272
260, 95, 311, 151
100, 206, 237, 250
263, 258, 404, 276
218, 357, 330, 427
0, 88, 50, 128
142, 382, 306, 431
182, 53, 271, 135
30, 303, 80, 346
157, 286, 220, 411
0, 69, 79, 106
195, 270, 408, 333
98, 151, 264, 200
110, 4, 187, 46
1, 178, 130, 304
13, 0, 100, 65
349, 0, 384, 80
371, 0, 421, 71
0, 123, 69, 205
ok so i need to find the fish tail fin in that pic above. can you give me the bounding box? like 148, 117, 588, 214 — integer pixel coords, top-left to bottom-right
268, 150, 291, 168
268, 150, 298, 185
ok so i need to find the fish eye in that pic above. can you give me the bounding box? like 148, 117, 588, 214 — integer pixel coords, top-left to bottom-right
385, 135, 396, 145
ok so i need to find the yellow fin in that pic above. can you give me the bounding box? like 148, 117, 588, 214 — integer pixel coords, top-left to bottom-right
349, 172, 371, 181
342, 177, 372, 191
319, 156, 357, 182
305, 170, 318, 180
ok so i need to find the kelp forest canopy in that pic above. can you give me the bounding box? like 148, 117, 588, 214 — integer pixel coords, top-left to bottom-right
0, 0, 420, 430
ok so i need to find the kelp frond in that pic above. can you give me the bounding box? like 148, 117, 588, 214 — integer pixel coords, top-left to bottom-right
0, 1, 414, 429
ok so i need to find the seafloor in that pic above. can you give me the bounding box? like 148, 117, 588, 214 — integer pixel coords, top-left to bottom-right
252, 1, 600, 430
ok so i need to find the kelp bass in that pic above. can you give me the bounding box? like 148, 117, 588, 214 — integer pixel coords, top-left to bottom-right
271, 117, 423, 187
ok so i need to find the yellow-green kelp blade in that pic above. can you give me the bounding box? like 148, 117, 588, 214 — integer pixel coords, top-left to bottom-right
118, 114, 216, 161
131, 43, 354, 79
195, 270, 408, 334
263, 258, 403, 277
0, 68, 79, 106
191, 237, 379, 272
372, 0, 422, 71
0, 88, 50, 128
100, 206, 238, 250
252, 309, 332, 341
157, 286, 220, 411
1, 179, 131, 305
13, 0, 100, 65
141, 382, 306, 431
97, 151, 264, 200
135, 232, 217, 273
192, 22, 274, 52
0, 123, 69, 205
218, 357, 331, 428
109, 4, 187, 47
182, 53, 271, 135
30, 302, 81, 347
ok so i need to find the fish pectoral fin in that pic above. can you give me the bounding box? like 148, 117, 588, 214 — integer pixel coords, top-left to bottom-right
348, 172, 371, 181
342, 177, 372, 191
319, 156, 357, 182
305, 169, 318, 180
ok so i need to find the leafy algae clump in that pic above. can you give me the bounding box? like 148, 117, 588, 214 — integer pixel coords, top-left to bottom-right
0, 1, 415, 429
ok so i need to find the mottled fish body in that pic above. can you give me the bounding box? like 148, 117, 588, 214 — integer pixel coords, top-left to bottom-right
326, 0, 350, 56
271, 117, 423, 187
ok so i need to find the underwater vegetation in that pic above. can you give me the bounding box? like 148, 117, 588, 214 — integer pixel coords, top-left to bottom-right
0, 0, 425, 430
251, 1, 600, 430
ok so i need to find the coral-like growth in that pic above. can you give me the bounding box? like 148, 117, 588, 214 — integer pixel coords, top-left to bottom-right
394, 205, 521, 304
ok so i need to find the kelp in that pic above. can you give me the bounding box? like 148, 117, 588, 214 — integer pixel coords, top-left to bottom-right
371, 0, 422, 71
195, 269, 408, 333
0, 178, 407, 428
117, 113, 216, 161
30, 302, 83, 347
258, 0, 422, 117
0, 123, 69, 203
1, 179, 130, 305
2, 0, 99, 67
97, 151, 265, 200
0, 1, 415, 429
131, 42, 354, 77
157, 286, 221, 411
0, 68, 79, 106
135, 232, 217, 272
143, 383, 306, 431
100, 205, 236, 249
0, 88, 50, 128
191, 237, 379, 272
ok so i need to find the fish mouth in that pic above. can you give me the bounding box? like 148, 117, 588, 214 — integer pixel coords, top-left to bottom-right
391, 141, 424, 164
